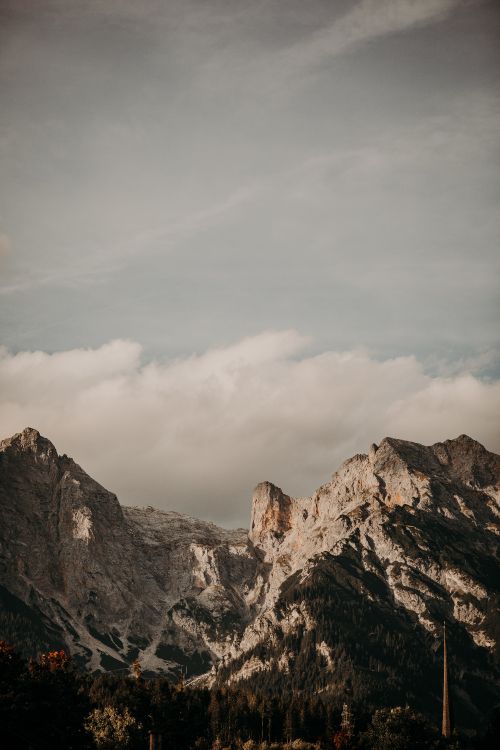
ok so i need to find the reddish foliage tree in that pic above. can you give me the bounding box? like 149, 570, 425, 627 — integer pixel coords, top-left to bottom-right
37, 649, 71, 671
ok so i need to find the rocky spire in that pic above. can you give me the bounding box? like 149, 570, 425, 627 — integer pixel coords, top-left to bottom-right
442, 622, 451, 738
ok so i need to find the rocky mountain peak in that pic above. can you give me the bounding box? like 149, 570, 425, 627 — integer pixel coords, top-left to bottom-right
345, 434, 500, 506
249, 481, 292, 548
0, 428, 259, 674
0, 426, 57, 459
432, 434, 500, 487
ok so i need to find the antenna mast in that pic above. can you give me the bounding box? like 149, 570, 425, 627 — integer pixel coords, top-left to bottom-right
442, 622, 451, 738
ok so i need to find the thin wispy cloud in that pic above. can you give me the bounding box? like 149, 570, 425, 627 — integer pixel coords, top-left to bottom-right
200, 0, 462, 95
132, 182, 262, 255
0, 183, 261, 296
4, 87, 497, 300
274, 0, 460, 75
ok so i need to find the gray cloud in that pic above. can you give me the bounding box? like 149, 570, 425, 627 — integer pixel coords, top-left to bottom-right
1, 333, 499, 527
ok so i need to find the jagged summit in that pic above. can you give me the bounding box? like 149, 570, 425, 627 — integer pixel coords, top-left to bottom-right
0, 428, 499, 724
378, 433, 490, 464
0, 426, 56, 454
250, 435, 494, 511
250, 435, 500, 542
0, 427, 258, 675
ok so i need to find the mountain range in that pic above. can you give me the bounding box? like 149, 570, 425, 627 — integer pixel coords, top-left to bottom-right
0, 427, 499, 727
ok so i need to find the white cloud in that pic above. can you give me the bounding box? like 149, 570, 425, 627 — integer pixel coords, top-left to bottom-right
1, 332, 499, 527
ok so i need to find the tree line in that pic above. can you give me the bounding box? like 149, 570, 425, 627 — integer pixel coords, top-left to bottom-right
0, 641, 497, 749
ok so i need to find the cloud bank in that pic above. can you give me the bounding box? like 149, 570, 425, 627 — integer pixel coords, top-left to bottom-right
1, 332, 499, 527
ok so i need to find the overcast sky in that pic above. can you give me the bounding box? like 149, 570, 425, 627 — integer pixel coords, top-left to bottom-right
0, 0, 499, 526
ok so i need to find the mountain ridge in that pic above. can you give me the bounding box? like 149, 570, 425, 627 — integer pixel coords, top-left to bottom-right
1, 426, 499, 725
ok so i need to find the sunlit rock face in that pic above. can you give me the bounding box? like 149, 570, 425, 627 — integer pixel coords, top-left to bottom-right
218, 434, 500, 725
244, 436, 500, 646
0, 428, 499, 721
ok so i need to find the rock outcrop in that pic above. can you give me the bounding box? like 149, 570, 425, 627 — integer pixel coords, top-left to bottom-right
215, 435, 500, 723
0, 428, 258, 674
0, 428, 499, 723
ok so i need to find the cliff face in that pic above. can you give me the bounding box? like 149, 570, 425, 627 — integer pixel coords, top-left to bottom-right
0, 428, 258, 674
243, 436, 499, 648
0, 428, 499, 722
217, 435, 500, 723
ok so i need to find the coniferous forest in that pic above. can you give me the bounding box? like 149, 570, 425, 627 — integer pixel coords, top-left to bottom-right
1, 641, 498, 750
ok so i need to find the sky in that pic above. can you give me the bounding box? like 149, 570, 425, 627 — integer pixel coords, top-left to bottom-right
0, 0, 499, 526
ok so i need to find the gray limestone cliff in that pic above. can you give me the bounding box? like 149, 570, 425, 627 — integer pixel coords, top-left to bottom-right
0, 428, 499, 720
214, 435, 500, 724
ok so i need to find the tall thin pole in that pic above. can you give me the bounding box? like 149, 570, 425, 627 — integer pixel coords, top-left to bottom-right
149, 731, 163, 750
442, 622, 451, 738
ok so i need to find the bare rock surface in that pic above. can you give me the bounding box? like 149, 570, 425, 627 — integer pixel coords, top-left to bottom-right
241, 436, 499, 654
0, 428, 258, 675
0, 427, 499, 719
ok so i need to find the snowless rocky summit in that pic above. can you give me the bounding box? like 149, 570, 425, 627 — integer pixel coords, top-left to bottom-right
247, 436, 500, 650
0, 428, 257, 674
0, 428, 499, 716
